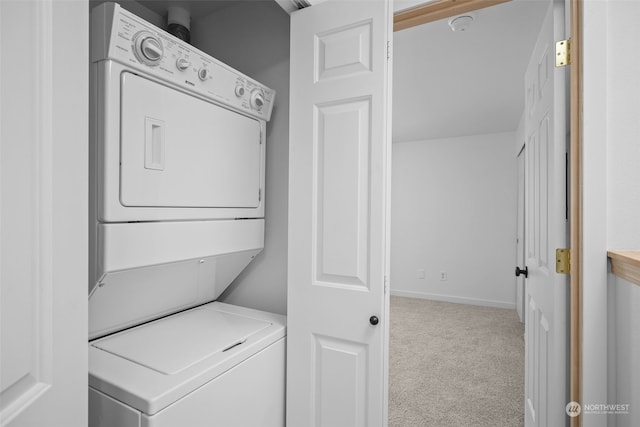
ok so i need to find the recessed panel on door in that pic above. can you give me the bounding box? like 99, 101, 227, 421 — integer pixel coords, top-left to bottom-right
315, 20, 372, 82
314, 98, 371, 289
538, 115, 550, 269
526, 132, 537, 261
313, 334, 368, 427
120, 72, 261, 208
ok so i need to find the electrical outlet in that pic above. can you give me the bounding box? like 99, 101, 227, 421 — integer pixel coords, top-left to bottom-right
440, 271, 448, 281
417, 269, 425, 279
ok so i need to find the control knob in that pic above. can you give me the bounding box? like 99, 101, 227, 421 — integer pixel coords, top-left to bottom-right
176, 58, 191, 71
198, 68, 210, 81
250, 89, 265, 111
133, 31, 163, 66
235, 85, 246, 97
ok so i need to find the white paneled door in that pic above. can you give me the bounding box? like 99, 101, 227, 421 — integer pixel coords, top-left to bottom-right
0, 1, 87, 426
287, 0, 393, 426
523, 0, 569, 426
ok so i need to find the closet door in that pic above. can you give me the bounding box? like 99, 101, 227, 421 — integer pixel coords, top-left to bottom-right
523, 0, 569, 425
287, 0, 393, 425
0, 1, 88, 426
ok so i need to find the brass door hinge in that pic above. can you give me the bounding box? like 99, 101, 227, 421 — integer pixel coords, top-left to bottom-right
556, 248, 570, 274
555, 39, 570, 67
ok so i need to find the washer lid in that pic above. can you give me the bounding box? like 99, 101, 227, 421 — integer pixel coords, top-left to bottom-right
92, 306, 271, 375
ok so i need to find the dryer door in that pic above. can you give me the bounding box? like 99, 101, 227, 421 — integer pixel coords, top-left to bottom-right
119, 72, 262, 209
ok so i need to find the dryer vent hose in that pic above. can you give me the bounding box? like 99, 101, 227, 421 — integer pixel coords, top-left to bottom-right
167, 6, 190, 43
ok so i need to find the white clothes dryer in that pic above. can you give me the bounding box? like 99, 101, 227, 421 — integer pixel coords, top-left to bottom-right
88, 3, 284, 426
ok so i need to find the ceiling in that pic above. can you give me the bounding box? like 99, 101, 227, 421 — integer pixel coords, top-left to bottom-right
392, 0, 548, 142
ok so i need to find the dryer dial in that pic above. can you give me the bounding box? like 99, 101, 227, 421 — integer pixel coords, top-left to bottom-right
250, 89, 265, 111
176, 58, 191, 71
198, 68, 210, 81
133, 31, 163, 66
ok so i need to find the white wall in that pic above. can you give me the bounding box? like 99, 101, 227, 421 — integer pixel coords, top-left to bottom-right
608, 276, 640, 427
584, 0, 640, 425
582, 1, 609, 424
391, 132, 517, 309
91, 0, 164, 28
605, 2, 640, 250
192, 1, 290, 315
602, 1, 640, 425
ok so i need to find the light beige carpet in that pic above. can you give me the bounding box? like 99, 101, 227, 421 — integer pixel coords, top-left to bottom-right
389, 296, 525, 427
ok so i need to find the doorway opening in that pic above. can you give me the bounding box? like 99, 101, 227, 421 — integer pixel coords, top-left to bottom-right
388, 1, 548, 425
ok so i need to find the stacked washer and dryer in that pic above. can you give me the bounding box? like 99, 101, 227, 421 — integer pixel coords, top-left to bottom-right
88, 3, 285, 426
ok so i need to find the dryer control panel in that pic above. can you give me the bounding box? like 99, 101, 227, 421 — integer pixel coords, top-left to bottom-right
91, 2, 275, 121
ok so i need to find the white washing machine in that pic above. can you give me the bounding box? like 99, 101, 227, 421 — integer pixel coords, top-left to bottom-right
88, 3, 284, 426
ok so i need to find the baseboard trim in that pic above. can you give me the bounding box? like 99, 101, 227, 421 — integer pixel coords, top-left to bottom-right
390, 289, 516, 310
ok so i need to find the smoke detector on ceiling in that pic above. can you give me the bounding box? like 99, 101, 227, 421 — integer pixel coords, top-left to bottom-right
448, 14, 475, 32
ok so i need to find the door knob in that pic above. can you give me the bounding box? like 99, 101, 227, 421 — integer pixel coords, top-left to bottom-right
515, 266, 528, 278
369, 315, 379, 326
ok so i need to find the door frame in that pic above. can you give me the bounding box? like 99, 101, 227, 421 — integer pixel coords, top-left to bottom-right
568, 1, 582, 426
393, 0, 584, 425
516, 143, 526, 323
